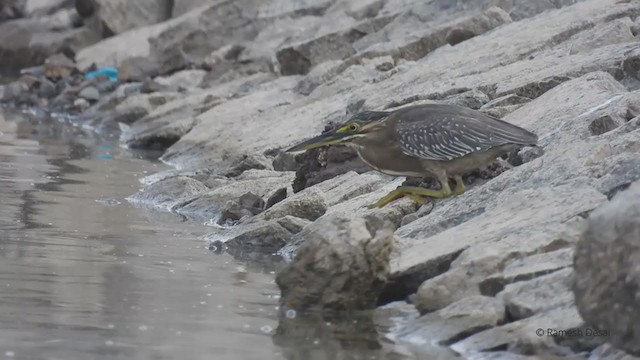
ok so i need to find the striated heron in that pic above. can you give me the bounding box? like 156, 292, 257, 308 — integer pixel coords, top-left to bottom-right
287, 104, 538, 208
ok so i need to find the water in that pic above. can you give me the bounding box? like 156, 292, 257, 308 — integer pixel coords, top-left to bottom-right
0, 110, 430, 360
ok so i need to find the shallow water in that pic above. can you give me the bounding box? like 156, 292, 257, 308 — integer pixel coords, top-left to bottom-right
0, 110, 428, 360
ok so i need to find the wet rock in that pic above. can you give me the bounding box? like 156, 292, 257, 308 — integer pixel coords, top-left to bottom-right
75, 0, 94, 17
255, 187, 327, 222
1, 81, 29, 102
73, 98, 90, 111
78, 86, 100, 102
574, 181, 640, 356
275, 215, 311, 234
498, 268, 574, 321
276, 216, 394, 311
174, 171, 294, 219
480, 248, 574, 296
395, 296, 505, 346
44, 53, 76, 79
450, 306, 583, 356
24, 0, 71, 17
209, 221, 293, 254
276, 16, 392, 75
265, 187, 287, 209
126, 176, 209, 210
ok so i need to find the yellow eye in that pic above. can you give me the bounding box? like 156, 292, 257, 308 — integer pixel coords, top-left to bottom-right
348, 123, 359, 131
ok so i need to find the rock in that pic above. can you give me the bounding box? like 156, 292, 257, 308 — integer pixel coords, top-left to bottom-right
481, 94, 532, 110
1, 81, 29, 102
78, 86, 100, 101
275, 215, 311, 234
217, 192, 266, 224
24, 0, 70, 17
225, 154, 272, 177
272, 150, 297, 172
265, 187, 287, 209
276, 216, 394, 311
44, 53, 76, 79
75, 0, 94, 17
208, 220, 293, 254
443, 89, 491, 110
126, 176, 209, 210
73, 98, 90, 111
119, 57, 162, 82
394, 296, 505, 346
450, 306, 584, 356
480, 248, 574, 296
276, 16, 393, 75
574, 181, 640, 356
590, 344, 640, 360
0, 20, 92, 74
174, 171, 294, 219
292, 146, 372, 192
153, 69, 207, 90
498, 268, 574, 321
91, 0, 172, 35
254, 187, 327, 222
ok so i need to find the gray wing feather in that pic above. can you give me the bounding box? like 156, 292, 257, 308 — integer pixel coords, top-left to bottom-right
394, 109, 537, 161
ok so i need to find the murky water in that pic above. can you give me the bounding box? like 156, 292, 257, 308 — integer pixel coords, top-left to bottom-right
0, 110, 431, 360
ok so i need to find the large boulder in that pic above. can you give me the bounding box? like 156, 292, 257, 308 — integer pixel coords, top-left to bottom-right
276, 216, 394, 311
90, 0, 173, 35
574, 181, 640, 356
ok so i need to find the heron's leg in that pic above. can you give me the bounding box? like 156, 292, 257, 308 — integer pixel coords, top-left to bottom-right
453, 175, 465, 195
367, 184, 452, 209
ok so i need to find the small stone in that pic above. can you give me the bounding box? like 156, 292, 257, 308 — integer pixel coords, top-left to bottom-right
73, 98, 90, 111
276, 216, 311, 234
272, 151, 297, 172
265, 188, 287, 209
79, 86, 100, 102
44, 53, 76, 79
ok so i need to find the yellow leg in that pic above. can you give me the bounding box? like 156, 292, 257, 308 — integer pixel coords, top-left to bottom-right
367, 183, 453, 209
453, 175, 465, 195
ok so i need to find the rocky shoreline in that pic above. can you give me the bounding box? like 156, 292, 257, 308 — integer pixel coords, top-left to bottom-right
2, 0, 640, 358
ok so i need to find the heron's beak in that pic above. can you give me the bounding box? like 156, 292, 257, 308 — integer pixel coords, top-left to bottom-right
286, 130, 356, 152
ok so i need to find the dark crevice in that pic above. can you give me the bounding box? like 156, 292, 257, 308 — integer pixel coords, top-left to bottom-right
377, 248, 465, 306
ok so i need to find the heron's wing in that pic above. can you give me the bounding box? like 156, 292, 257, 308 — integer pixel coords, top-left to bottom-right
393, 106, 537, 161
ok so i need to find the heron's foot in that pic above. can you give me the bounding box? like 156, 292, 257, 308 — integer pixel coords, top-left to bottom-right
453, 175, 466, 196
367, 186, 452, 209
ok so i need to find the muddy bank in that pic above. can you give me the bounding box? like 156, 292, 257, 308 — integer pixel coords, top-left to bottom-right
3, 0, 640, 358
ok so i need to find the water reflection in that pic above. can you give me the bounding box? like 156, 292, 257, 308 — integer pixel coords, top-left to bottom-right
0, 109, 436, 360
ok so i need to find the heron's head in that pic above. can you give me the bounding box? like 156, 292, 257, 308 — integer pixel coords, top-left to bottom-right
286, 111, 390, 152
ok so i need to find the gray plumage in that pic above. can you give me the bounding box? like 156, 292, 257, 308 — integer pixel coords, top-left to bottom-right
391, 104, 538, 161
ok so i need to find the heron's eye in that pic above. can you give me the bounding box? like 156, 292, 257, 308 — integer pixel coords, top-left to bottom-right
348, 123, 360, 131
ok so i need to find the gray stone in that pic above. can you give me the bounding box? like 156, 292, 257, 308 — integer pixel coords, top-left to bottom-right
574, 181, 640, 356
126, 176, 209, 210
499, 268, 574, 321
208, 221, 293, 254
225, 154, 272, 178
395, 296, 505, 346
91, 0, 172, 35
275, 216, 311, 234
590, 344, 640, 360
450, 306, 584, 356
254, 187, 327, 222
272, 150, 298, 172
265, 187, 287, 209
480, 248, 575, 296
78, 86, 100, 102
276, 216, 394, 311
